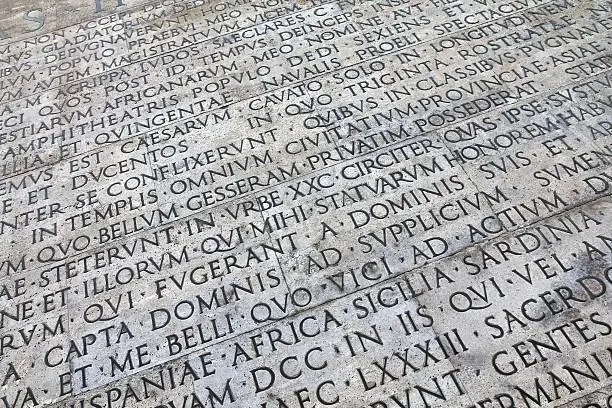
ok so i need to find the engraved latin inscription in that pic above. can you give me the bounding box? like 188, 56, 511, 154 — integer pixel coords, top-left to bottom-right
0, 0, 610, 407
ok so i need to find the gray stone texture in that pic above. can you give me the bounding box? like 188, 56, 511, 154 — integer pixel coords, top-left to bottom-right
0, 0, 611, 407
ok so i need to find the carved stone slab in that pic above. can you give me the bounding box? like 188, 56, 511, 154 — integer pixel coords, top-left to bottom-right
0, 0, 611, 407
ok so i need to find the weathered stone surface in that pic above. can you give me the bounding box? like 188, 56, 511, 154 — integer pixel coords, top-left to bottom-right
0, 0, 610, 407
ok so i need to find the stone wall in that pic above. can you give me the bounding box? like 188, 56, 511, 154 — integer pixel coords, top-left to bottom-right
0, 0, 611, 407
